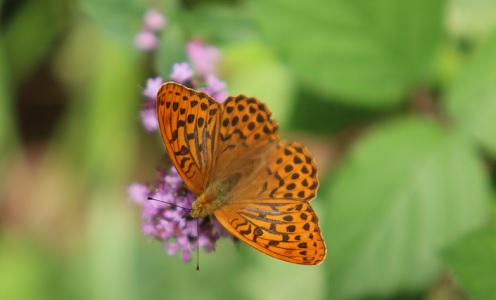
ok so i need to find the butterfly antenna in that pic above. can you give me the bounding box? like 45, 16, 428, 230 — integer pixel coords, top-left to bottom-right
146, 196, 192, 211
147, 196, 202, 272
196, 218, 200, 272
148, 196, 200, 272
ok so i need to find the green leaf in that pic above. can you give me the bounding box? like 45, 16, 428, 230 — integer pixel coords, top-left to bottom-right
250, 0, 445, 107
322, 116, 491, 299
444, 228, 496, 300
79, 0, 147, 42
179, 4, 254, 44
288, 87, 387, 134
444, 33, 496, 158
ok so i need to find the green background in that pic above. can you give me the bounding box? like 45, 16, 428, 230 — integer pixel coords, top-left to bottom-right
1, 0, 496, 299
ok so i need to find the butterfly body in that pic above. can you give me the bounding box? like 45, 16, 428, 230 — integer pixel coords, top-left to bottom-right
157, 82, 326, 265
190, 186, 225, 218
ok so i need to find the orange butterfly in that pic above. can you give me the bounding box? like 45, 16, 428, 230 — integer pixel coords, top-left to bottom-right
156, 82, 326, 265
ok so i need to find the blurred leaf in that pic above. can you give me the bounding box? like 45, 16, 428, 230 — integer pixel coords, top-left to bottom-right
179, 4, 254, 44
289, 87, 387, 133
79, 0, 147, 42
250, 0, 445, 107
4, 0, 65, 83
444, 33, 496, 158
444, 228, 496, 300
323, 116, 490, 299
223, 40, 294, 128
155, 24, 187, 77
447, 0, 496, 39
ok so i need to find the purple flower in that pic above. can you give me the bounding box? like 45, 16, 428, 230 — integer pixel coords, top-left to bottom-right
170, 62, 194, 84
128, 166, 233, 263
140, 107, 159, 132
134, 30, 158, 51
201, 74, 228, 102
143, 77, 164, 100
143, 9, 166, 31
187, 40, 221, 77
128, 183, 150, 204
138, 77, 163, 131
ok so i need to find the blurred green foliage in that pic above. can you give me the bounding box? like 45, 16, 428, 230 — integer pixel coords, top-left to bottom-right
1, 0, 495, 299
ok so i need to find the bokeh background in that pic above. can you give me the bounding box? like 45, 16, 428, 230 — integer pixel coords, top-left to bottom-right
1, 0, 496, 299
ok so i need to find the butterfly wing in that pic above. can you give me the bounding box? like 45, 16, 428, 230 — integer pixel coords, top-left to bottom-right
156, 82, 221, 195
214, 199, 326, 265
257, 141, 319, 202
158, 84, 326, 264
218, 94, 279, 147
214, 141, 325, 265
210, 95, 279, 183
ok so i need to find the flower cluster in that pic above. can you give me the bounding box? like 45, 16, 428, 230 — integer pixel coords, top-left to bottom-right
129, 9, 233, 263
128, 167, 232, 262
134, 9, 166, 51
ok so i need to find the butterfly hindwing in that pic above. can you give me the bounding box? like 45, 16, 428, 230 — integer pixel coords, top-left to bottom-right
261, 141, 319, 202
214, 199, 326, 265
213, 140, 325, 265
157, 82, 221, 195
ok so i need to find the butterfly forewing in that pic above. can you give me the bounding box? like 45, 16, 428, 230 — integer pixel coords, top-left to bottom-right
157, 82, 220, 195
211, 95, 279, 183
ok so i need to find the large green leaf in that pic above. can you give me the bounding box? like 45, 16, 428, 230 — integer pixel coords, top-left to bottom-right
444, 33, 496, 158
288, 87, 387, 134
444, 228, 496, 300
250, 0, 445, 107
322, 116, 490, 299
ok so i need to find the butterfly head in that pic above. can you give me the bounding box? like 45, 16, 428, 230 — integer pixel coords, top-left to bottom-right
189, 198, 206, 218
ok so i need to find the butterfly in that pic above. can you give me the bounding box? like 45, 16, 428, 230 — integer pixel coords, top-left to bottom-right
156, 82, 326, 265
